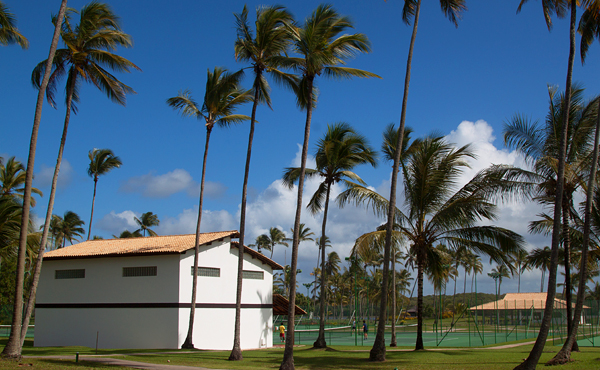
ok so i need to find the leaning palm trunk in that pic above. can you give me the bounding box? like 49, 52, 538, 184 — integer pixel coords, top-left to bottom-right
280, 77, 314, 370
1, 2, 67, 354
548, 97, 600, 365
229, 75, 260, 361
514, 2, 577, 369
20, 73, 75, 348
370, 0, 421, 361
314, 183, 331, 348
182, 127, 213, 349
87, 178, 98, 240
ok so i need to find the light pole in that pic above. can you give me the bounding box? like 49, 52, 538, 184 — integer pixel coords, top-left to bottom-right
345, 256, 359, 346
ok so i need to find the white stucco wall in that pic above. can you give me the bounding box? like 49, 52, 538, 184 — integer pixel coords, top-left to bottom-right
177, 239, 274, 349
34, 238, 276, 350
35, 254, 181, 349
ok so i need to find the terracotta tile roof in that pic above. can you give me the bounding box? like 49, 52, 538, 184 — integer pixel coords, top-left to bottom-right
273, 294, 307, 316
469, 292, 589, 310
44, 231, 240, 260
231, 242, 283, 270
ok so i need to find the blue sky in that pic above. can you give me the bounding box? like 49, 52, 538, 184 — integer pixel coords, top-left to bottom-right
1, 0, 600, 295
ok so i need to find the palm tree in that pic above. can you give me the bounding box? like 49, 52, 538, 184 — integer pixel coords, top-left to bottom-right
257, 227, 288, 260
167, 67, 250, 349
86, 148, 122, 240
514, 1, 600, 367
54, 211, 85, 248
283, 122, 377, 348
505, 85, 597, 355
7, 1, 132, 357
113, 229, 142, 238
488, 264, 511, 297
373, 0, 467, 361
134, 212, 159, 237
229, 5, 294, 360
0, 157, 43, 206
341, 137, 525, 351
278, 6, 379, 367
512, 249, 531, 294
526, 246, 553, 293
0, 1, 28, 48
352, 223, 405, 346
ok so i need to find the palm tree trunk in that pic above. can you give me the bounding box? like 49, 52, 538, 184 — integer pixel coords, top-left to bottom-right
416, 253, 425, 350
20, 72, 75, 348
229, 72, 261, 361
390, 256, 397, 346
314, 183, 331, 348
548, 97, 600, 365
514, 2, 577, 369
561, 199, 577, 351
280, 77, 314, 370
182, 126, 213, 349
370, 0, 421, 362
1, 0, 67, 358
87, 178, 98, 240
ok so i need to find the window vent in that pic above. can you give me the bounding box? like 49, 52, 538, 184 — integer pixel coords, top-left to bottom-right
243, 270, 264, 280
55, 269, 85, 279
123, 266, 157, 277
192, 266, 220, 277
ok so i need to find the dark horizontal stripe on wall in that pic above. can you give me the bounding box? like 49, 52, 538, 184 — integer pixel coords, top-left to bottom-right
36, 303, 273, 309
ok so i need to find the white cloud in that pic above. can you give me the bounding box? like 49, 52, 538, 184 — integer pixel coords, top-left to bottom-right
96, 210, 138, 235
157, 207, 237, 236
120, 169, 226, 199
34, 159, 74, 189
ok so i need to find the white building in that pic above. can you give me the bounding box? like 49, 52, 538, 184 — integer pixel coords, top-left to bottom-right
34, 231, 283, 350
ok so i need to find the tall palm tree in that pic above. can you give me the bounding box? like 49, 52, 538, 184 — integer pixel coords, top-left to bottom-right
341, 137, 525, 351
278, 6, 378, 367
0, 1, 28, 48
229, 5, 294, 360
373, 0, 467, 361
514, 1, 600, 367
6, 1, 132, 357
167, 67, 250, 349
283, 122, 377, 349
86, 148, 122, 240
0, 157, 43, 206
134, 212, 159, 237
505, 85, 597, 357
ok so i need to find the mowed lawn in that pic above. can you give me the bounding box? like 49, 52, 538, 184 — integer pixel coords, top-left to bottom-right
0, 339, 599, 370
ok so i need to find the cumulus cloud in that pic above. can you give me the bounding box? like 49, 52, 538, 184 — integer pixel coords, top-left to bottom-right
34, 159, 74, 189
96, 210, 139, 235
120, 169, 226, 199
157, 207, 237, 236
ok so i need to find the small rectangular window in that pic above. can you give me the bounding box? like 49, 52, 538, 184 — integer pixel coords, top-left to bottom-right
55, 269, 85, 279
123, 266, 157, 277
243, 270, 264, 280
192, 266, 220, 277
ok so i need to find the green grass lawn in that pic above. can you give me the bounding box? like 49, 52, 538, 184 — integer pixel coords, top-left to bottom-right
108, 345, 600, 370
0, 339, 599, 369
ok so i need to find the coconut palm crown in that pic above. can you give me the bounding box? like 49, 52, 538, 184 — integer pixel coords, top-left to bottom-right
0, 1, 28, 48
87, 148, 122, 240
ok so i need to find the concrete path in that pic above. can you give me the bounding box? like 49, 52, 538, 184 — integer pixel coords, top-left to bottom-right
23, 354, 219, 370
